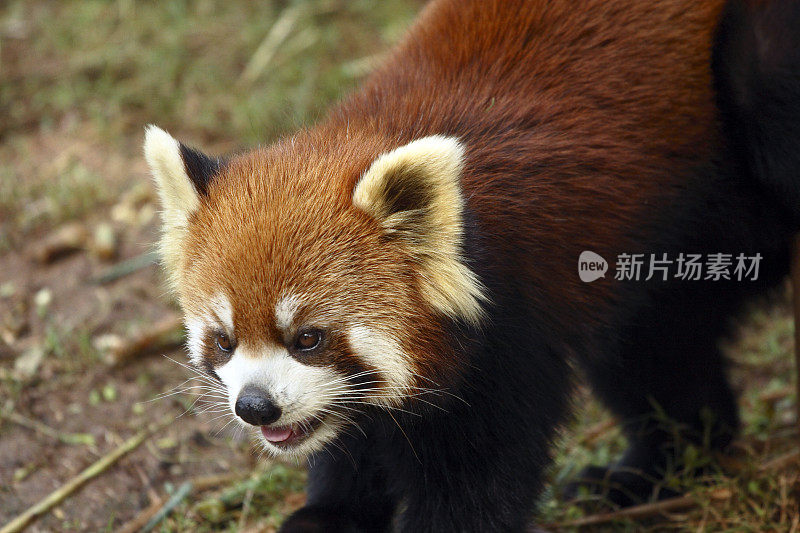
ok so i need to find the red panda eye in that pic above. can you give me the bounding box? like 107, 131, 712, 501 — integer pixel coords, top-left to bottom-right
215, 333, 233, 353
295, 330, 322, 351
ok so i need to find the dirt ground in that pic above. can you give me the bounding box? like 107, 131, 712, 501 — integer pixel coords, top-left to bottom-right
1, 1, 797, 532
0, 132, 298, 531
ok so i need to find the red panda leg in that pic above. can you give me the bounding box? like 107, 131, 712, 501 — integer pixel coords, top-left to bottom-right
566, 321, 739, 507
385, 332, 572, 531
279, 430, 397, 532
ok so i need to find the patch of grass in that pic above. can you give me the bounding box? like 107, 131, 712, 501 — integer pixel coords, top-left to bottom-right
1, 0, 419, 143
42, 322, 103, 373
1, 0, 420, 240
0, 149, 109, 239
162, 463, 307, 532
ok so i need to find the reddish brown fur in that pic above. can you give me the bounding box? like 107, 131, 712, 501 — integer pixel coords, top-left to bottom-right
180, 0, 726, 369
333, 0, 727, 340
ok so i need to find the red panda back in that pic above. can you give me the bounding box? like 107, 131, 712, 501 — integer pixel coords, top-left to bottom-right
168, 0, 732, 350
320, 0, 727, 333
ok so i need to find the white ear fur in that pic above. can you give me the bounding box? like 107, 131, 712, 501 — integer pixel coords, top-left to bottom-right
144, 125, 199, 288
353, 136, 487, 325
144, 125, 200, 222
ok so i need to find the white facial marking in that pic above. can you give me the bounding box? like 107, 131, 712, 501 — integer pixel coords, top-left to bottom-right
216, 344, 343, 457
348, 325, 412, 403
274, 294, 302, 332
184, 293, 234, 366
210, 292, 234, 333
185, 316, 206, 366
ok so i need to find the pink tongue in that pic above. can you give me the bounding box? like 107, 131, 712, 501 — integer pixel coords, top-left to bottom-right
261, 425, 292, 443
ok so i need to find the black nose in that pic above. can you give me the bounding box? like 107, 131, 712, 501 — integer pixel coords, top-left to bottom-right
235, 388, 282, 426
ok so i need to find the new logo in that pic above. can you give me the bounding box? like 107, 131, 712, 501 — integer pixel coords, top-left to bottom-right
579, 251, 608, 283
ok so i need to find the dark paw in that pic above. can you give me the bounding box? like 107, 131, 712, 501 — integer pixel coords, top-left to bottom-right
278, 505, 361, 533
562, 464, 681, 509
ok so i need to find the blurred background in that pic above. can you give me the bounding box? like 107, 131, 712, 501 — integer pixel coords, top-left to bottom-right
0, 1, 796, 531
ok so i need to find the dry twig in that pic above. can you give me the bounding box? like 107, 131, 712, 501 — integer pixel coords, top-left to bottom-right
549, 443, 800, 531
239, 6, 301, 85
549, 493, 707, 528
116, 497, 164, 533
97, 315, 184, 367
92, 250, 158, 285
0, 417, 171, 533
140, 481, 193, 533
0, 411, 95, 447
577, 419, 616, 446
758, 449, 800, 473
116, 471, 246, 533
191, 471, 247, 492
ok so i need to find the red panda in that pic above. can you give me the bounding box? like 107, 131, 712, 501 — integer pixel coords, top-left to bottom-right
144, 0, 800, 530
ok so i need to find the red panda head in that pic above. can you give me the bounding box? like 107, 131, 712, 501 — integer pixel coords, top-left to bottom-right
144, 125, 486, 456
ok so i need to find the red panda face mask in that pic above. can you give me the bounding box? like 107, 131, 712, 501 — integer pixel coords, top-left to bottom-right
144, 126, 486, 456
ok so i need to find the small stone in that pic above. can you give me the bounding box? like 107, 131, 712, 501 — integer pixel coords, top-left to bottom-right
110, 202, 137, 226
33, 288, 52, 318
31, 222, 88, 264
157, 436, 178, 449
90, 223, 117, 261
137, 203, 156, 226
93, 333, 124, 365
14, 345, 45, 378
1, 299, 30, 344
0, 282, 16, 298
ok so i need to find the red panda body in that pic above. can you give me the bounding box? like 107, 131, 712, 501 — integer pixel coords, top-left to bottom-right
145, 0, 800, 530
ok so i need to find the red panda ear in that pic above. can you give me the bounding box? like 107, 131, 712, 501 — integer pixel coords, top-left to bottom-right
353, 136, 487, 325
178, 143, 225, 197
143, 125, 224, 289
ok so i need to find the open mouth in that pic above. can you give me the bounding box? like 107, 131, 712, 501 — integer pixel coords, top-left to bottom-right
260, 415, 324, 448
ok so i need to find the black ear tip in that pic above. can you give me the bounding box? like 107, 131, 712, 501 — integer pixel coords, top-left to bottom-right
178, 142, 226, 196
